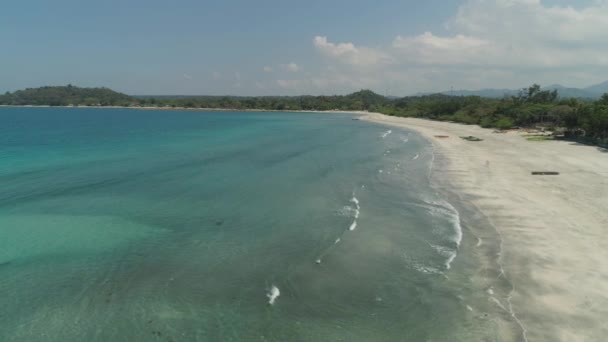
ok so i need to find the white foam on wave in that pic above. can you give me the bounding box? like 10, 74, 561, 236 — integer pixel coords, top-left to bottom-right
412, 263, 444, 275
489, 296, 508, 311
381, 130, 392, 138
351, 197, 360, 219
267, 285, 280, 305
412, 153, 420, 160
401, 135, 409, 143
413, 198, 463, 270
317, 193, 360, 264
430, 244, 458, 270
404, 253, 446, 276
348, 196, 360, 231
348, 221, 357, 231
337, 206, 357, 217
424, 198, 463, 247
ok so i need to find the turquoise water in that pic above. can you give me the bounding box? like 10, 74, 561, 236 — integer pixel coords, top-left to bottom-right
0, 108, 505, 341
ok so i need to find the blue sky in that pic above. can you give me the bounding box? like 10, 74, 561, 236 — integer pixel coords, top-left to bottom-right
1, 0, 606, 95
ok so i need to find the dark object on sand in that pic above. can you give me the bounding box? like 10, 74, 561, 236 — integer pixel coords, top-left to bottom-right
460, 136, 483, 141
531, 171, 559, 175
434, 135, 449, 138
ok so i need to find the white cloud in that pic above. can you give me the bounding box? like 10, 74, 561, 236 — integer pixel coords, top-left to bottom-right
313, 36, 392, 67
304, 1, 608, 94
392, 32, 489, 65
280, 62, 300, 72
391, 0, 608, 67
263, 66, 274, 72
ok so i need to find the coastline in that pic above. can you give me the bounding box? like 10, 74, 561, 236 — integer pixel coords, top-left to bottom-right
0, 104, 359, 114
3, 105, 607, 339
361, 112, 608, 341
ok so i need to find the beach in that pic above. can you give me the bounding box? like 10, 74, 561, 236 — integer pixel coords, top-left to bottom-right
363, 112, 608, 341
2, 107, 499, 341
1, 106, 606, 341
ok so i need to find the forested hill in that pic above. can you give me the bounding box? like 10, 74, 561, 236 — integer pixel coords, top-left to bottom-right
0, 85, 133, 106
1, 85, 607, 144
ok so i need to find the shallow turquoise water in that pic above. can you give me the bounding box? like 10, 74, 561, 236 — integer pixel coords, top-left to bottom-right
0, 108, 501, 341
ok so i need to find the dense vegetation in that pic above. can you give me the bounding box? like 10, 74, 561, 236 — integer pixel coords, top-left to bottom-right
0, 85, 133, 106
1, 85, 607, 144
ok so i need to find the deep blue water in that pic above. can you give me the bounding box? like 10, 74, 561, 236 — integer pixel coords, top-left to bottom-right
0, 107, 501, 341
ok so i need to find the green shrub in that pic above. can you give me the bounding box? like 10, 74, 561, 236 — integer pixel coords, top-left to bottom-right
451, 111, 479, 125
495, 117, 514, 130
479, 116, 495, 128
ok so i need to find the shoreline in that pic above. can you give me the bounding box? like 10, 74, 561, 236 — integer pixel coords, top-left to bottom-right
361, 112, 608, 341
3, 105, 607, 339
0, 104, 361, 114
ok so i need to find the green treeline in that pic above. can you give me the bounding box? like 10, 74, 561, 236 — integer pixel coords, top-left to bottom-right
0, 85, 133, 106
1, 85, 607, 144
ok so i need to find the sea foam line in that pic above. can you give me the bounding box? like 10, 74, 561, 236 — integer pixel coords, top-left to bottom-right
267, 285, 280, 305
430, 244, 458, 270
422, 198, 463, 247
408, 198, 463, 270
316, 194, 361, 264
381, 130, 392, 138
349, 196, 360, 230
424, 131, 526, 340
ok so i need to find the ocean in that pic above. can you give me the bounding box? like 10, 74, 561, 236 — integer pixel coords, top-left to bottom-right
0, 108, 511, 341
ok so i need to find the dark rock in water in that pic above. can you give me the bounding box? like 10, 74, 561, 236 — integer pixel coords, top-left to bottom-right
215, 220, 224, 226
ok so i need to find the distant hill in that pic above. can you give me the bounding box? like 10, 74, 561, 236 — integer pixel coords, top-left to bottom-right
0, 85, 134, 106
421, 80, 608, 99
542, 84, 595, 99
345, 89, 389, 107
583, 80, 608, 96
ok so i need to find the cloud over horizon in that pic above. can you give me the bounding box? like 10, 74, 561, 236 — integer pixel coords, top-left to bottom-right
273, 0, 608, 95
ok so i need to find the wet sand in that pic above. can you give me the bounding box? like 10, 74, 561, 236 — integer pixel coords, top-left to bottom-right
362, 113, 608, 341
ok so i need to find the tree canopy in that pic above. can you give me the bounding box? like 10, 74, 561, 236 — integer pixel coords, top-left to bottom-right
1, 84, 606, 144
0, 85, 133, 107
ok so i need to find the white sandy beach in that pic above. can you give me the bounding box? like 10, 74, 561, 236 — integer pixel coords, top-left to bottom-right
362, 113, 608, 341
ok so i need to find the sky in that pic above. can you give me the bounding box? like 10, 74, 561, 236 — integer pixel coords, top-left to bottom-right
1, 0, 607, 96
